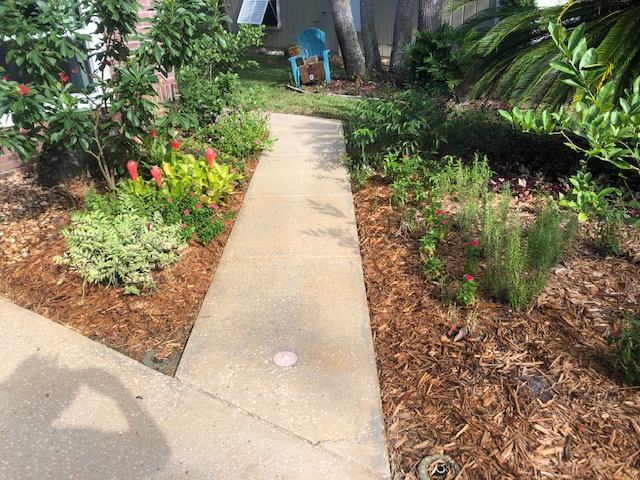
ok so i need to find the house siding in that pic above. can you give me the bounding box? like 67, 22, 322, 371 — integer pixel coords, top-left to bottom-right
229, 0, 497, 57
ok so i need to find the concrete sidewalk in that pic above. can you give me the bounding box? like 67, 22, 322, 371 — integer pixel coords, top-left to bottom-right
0, 113, 390, 479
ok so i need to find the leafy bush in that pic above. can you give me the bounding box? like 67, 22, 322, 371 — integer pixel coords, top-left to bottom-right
609, 313, 640, 386
406, 25, 470, 97
344, 92, 448, 175
179, 24, 265, 125
55, 207, 185, 295
197, 106, 273, 160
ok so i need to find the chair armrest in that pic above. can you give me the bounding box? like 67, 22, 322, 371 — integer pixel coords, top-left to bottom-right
288, 55, 303, 67
322, 49, 330, 60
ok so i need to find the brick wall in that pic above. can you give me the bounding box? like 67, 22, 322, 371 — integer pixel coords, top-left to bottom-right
1, 0, 176, 178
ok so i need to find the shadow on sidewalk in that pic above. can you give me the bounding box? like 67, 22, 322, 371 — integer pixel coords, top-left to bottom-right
0, 355, 170, 477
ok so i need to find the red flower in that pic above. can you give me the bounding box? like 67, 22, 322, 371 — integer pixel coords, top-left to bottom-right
170, 140, 180, 152
469, 240, 479, 247
183, 209, 190, 215
3, 76, 9, 81
150, 165, 162, 187
126, 160, 138, 182
205, 147, 216, 167
18, 84, 30, 95
167, 197, 172, 203
58, 72, 69, 83
464, 274, 473, 281
190, 192, 195, 196
208, 202, 218, 210
436, 210, 443, 215
442, 220, 448, 225
71, 67, 80, 74
150, 128, 157, 139
181, 223, 186, 228
192, 234, 196, 239
196, 203, 202, 209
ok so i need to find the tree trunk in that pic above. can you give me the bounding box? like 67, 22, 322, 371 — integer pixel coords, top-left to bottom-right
418, 0, 445, 32
360, 0, 382, 72
390, 0, 416, 74
328, 0, 366, 79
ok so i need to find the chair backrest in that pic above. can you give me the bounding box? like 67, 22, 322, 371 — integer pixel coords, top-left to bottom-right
297, 28, 326, 58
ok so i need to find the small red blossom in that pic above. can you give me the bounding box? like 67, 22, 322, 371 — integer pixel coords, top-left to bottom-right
58, 72, 69, 83
196, 203, 202, 209
444, 212, 450, 217
71, 67, 80, 73
147, 222, 152, 228
167, 197, 172, 203
3, 76, 9, 81
464, 274, 474, 281
205, 147, 216, 167
190, 192, 195, 196
150, 128, 157, 139
181, 223, 186, 228
170, 140, 180, 152
192, 234, 196, 239
442, 220, 448, 225
150, 165, 162, 187
126, 160, 138, 182
18, 84, 30, 95
436, 210, 443, 215
469, 240, 479, 247
183, 209, 190, 215
199, 195, 205, 201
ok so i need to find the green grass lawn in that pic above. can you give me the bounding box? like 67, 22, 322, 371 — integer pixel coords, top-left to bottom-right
237, 54, 359, 121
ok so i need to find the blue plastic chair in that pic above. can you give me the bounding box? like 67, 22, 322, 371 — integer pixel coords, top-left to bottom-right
288, 28, 331, 86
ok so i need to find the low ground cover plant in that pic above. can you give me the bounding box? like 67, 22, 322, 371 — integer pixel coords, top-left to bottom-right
610, 312, 640, 386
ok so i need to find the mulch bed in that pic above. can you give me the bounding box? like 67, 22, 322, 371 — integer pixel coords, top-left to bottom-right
354, 177, 640, 479
0, 160, 256, 375
2, 162, 640, 478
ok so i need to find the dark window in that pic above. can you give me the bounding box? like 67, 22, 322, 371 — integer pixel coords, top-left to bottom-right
262, 0, 279, 29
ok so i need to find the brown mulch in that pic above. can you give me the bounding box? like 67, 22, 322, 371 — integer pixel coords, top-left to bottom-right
2, 163, 640, 478
354, 177, 640, 479
0, 161, 255, 375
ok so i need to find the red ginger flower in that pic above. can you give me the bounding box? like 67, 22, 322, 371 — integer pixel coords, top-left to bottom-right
126, 160, 138, 182
150, 165, 163, 187
464, 274, 474, 281
205, 147, 216, 167
170, 140, 180, 152
18, 84, 30, 95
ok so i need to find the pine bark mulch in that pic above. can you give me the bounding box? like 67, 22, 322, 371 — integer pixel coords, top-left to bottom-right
354, 177, 640, 479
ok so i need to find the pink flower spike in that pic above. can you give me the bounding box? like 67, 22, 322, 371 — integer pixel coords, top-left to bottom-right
205, 147, 216, 167
150, 165, 162, 187
183, 209, 190, 215
126, 160, 138, 182
465, 274, 474, 281
170, 139, 180, 152
469, 240, 479, 247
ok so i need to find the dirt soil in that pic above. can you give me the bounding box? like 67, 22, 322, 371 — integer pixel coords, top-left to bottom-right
2, 166, 640, 478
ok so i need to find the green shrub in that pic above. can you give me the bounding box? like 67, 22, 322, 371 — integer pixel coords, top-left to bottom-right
406, 25, 470, 97
480, 190, 577, 309
55, 208, 185, 295
609, 313, 640, 386
198, 106, 273, 160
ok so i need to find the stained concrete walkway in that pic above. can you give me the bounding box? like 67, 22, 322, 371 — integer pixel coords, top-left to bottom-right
0, 113, 390, 479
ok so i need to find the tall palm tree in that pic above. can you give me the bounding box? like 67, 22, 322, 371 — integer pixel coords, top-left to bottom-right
457, 0, 640, 107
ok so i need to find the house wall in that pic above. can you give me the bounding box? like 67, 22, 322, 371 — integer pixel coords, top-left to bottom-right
228, 0, 497, 57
